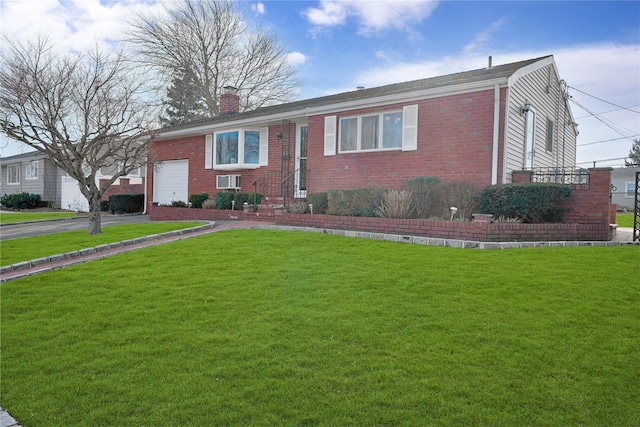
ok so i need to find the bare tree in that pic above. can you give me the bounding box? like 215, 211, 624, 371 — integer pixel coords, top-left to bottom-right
127, 0, 298, 120
0, 36, 159, 234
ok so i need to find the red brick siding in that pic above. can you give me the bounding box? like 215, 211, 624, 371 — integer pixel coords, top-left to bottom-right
100, 179, 145, 200
308, 90, 500, 193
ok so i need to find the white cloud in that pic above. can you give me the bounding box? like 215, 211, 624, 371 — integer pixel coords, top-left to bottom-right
286, 51, 307, 66
0, 0, 164, 54
252, 2, 266, 15
463, 18, 507, 54
350, 43, 640, 165
304, 0, 439, 34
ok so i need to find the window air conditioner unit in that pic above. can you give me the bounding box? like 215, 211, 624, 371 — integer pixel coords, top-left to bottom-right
216, 174, 241, 190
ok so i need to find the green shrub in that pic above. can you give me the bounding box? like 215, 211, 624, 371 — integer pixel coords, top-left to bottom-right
247, 193, 262, 205
215, 192, 235, 210
0, 192, 42, 209
478, 183, 572, 223
233, 193, 250, 208
171, 200, 188, 208
308, 192, 328, 214
403, 176, 440, 218
109, 194, 144, 213
327, 188, 386, 217
100, 200, 109, 212
189, 193, 209, 209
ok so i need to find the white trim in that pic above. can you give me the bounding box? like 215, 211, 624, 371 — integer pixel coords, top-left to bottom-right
324, 116, 337, 156
259, 127, 269, 166
402, 105, 418, 152
7, 164, 20, 184
25, 160, 38, 180
213, 129, 261, 169
625, 182, 635, 198
154, 79, 509, 141
295, 123, 308, 198
205, 134, 213, 169
491, 85, 500, 185
524, 107, 537, 169
507, 56, 554, 87
502, 87, 512, 183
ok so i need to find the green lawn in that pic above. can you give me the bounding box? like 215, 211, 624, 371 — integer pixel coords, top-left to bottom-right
0, 222, 206, 266
0, 211, 80, 224
1, 230, 639, 426
616, 212, 635, 228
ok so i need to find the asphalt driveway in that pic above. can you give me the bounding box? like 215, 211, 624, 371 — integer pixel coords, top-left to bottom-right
0, 213, 151, 241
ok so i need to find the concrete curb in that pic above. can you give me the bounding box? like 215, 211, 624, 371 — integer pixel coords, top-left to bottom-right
0, 222, 218, 283
264, 224, 639, 249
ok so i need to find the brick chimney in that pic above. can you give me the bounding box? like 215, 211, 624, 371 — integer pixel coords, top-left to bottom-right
220, 86, 240, 115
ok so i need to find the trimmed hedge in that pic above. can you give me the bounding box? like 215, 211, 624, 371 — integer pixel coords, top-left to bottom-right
478, 183, 572, 223
215, 192, 262, 210
108, 193, 144, 214
308, 192, 328, 214
327, 188, 386, 217
215, 192, 235, 210
1, 192, 42, 209
189, 193, 209, 209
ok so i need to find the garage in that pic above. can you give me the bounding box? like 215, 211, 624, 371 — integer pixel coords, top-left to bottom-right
153, 160, 188, 205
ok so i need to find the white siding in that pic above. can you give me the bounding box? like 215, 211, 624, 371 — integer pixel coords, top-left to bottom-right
504, 64, 577, 182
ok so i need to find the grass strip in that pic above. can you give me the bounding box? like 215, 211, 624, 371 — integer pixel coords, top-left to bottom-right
0, 222, 206, 266
0, 211, 79, 224
616, 213, 634, 228
1, 229, 639, 426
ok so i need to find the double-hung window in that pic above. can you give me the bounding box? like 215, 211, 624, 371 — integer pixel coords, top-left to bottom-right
339, 111, 403, 153
25, 161, 38, 180
7, 165, 20, 184
626, 182, 636, 198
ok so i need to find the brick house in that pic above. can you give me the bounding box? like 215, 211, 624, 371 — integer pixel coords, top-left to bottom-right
149, 55, 578, 206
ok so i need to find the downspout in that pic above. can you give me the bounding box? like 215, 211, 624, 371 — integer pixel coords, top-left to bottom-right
142, 164, 148, 214
491, 84, 500, 185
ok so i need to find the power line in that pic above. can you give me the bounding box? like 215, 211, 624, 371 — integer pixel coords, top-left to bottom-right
568, 85, 640, 114
570, 98, 638, 138
577, 134, 640, 146
574, 104, 640, 119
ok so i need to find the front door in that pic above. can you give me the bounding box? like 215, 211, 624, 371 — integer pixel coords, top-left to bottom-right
295, 125, 308, 198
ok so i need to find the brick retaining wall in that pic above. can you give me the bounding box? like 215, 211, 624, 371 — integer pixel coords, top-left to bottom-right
149, 205, 611, 241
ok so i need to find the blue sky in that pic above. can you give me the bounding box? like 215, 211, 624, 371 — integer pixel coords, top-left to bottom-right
1, 0, 639, 167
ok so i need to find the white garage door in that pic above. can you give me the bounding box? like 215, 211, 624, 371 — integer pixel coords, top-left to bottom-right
154, 160, 188, 205
61, 176, 89, 212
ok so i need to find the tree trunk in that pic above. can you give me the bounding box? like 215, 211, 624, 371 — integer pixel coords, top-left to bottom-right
87, 194, 103, 235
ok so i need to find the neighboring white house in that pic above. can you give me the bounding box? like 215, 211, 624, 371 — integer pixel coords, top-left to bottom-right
0, 151, 145, 211
611, 166, 639, 211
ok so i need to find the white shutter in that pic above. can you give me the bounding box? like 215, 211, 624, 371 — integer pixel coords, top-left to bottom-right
205, 134, 213, 169
259, 127, 269, 166
324, 115, 337, 156
402, 105, 418, 151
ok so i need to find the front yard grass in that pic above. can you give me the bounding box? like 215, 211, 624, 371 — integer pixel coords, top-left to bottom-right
0, 222, 206, 266
616, 212, 634, 228
1, 230, 638, 426
0, 211, 79, 224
